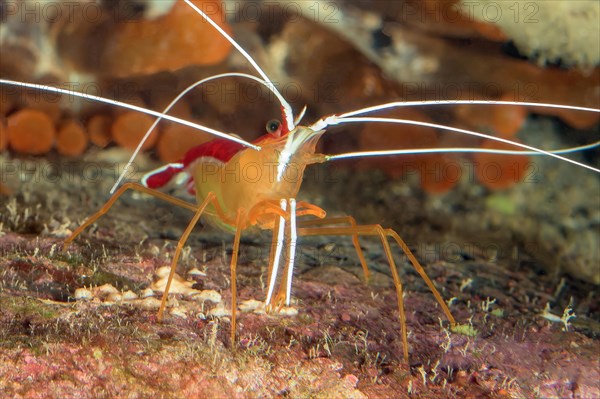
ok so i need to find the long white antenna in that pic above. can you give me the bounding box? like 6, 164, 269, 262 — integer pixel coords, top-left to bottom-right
325, 141, 600, 163
338, 100, 600, 118
183, 0, 296, 131
314, 115, 600, 173
0, 79, 258, 150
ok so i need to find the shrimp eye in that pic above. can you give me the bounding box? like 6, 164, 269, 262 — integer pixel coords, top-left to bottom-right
266, 119, 281, 134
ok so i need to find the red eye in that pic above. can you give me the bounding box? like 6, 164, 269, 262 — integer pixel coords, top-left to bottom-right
266, 119, 281, 134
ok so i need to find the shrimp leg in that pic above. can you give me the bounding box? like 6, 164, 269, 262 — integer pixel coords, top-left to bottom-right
229, 209, 245, 346
157, 192, 217, 320
63, 182, 198, 251
297, 215, 370, 281
63, 183, 219, 322
298, 222, 457, 362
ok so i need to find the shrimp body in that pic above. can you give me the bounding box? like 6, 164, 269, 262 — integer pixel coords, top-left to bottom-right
143, 124, 325, 232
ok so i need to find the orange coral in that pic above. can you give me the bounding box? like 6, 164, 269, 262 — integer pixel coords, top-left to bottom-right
103, 0, 232, 77
454, 95, 528, 138
56, 120, 88, 157
454, 103, 493, 132
7, 109, 55, 155
358, 106, 535, 192
87, 114, 112, 148
471, 19, 508, 42
358, 108, 462, 193
111, 111, 159, 150
157, 122, 213, 162
473, 138, 530, 190
419, 153, 460, 194
359, 108, 439, 179
529, 106, 600, 130
491, 96, 528, 138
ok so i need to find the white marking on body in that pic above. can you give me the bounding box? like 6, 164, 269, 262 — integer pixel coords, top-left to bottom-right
266, 199, 287, 306
140, 163, 184, 187
286, 198, 297, 306
277, 127, 322, 181
325, 141, 600, 161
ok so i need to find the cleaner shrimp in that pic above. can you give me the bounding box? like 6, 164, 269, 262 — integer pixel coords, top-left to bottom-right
1, 0, 598, 365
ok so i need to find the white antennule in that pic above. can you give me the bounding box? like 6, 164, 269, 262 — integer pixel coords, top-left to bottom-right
325, 141, 600, 162
111, 72, 287, 194
183, 0, 296, 132
314, 115, 599, 173
337, 100, 600, 118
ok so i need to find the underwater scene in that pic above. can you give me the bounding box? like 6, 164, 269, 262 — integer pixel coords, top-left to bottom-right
0, 1, 599, 397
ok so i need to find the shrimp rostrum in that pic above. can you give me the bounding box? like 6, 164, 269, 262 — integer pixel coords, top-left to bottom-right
2, 0, 599, 363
